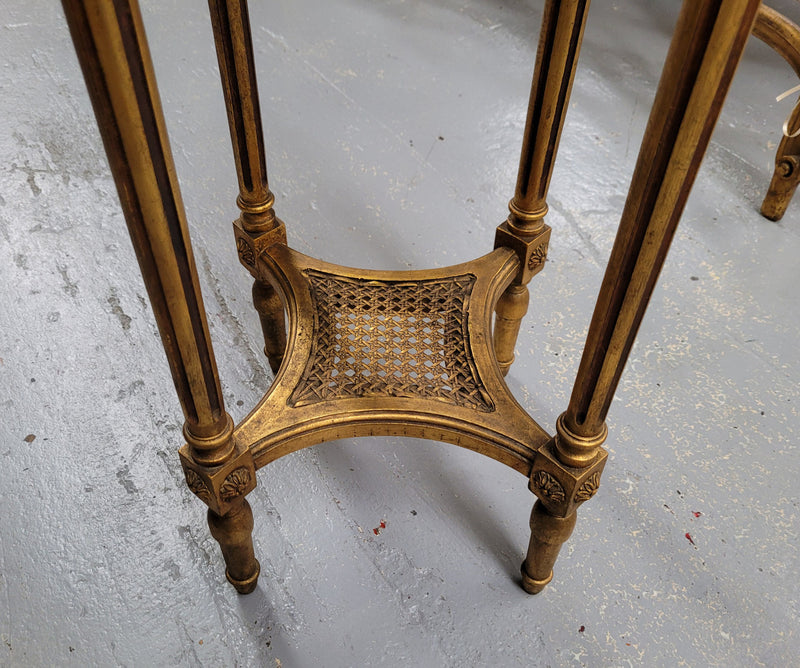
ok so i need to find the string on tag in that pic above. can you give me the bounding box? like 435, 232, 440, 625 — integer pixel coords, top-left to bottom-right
776, 83, 800, 138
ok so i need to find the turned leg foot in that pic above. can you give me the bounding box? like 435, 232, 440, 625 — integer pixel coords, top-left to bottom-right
252, 279, 286, 374
761, 155, 800, 221
207, 497, 260, 594
494, 284, 530, 376
521, 500, 577, 594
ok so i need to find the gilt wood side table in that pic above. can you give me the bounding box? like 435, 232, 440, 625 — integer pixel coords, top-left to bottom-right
61, 0, 761, 595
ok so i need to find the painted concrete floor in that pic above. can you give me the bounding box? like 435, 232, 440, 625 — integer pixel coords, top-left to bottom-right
2, 0, 799, 665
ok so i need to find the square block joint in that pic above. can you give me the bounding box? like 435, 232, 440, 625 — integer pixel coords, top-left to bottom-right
233, 218, 287, 278
494, 221, 551, 284
529, 439, 608, 517
179, 441, 257, 516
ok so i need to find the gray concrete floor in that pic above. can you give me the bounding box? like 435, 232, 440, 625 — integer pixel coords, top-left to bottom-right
1, 0, 799, 665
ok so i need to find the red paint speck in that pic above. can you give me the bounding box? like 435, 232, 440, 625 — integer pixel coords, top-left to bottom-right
693, 511, 702, 518
373, 528, 379, 535
579, 626, 585, 633
380, 521, 386, 529
685, 532, 695, 545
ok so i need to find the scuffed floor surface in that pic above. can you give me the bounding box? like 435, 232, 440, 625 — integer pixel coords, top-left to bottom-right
1, 0, 798, 665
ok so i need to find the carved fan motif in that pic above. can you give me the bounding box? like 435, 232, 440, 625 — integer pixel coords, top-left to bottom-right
220, 467, 251, 501
185, 469, 211, 503
574, 472, 601, 501
527, 243, 548, 270
532, 470, 566, 502
237, 237, 255, 267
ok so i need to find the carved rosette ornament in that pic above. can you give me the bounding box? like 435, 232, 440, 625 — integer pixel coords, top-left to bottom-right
220, 467, 252, 501
527, 242, 548, 271
237, 237, 256, 267
185, 469, 212, 503
574, 472, 601, 502
532, 470, 566, 502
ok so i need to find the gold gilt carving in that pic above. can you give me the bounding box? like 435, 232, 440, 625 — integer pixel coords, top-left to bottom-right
291, 271, 493, 412
527, 242, 548, 271
237, 237, 256, 267
574, 472, 601, 502
752, 4, 800, 221
63, 0, 761, 600
531, 470, 566, 503
185, 469, 212, 503
220, 467, 252, 501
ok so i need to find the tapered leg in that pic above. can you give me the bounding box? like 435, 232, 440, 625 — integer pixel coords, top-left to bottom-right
62, 0, 260, 591
521, 502, 576, 594
208, 0, 288, 370
494, 0, 591, 374
208, 0, 275, 232
208, 497, 260, 594
523, 0, 761, 593
252, 279, 286, 374
752, 5, 800, 221
493, 284, 529, 375
761, 137, 800, 221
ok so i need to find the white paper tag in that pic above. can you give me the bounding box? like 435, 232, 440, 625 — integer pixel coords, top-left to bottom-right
776, 83, 800, 138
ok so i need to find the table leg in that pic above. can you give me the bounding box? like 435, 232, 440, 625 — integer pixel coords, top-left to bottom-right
752, 4, 800, 221
62, 0, 260, 592
208, 497, 260, 593
494, 0, 591, 375
208, 0, 287, 374
523, 0, 762, 593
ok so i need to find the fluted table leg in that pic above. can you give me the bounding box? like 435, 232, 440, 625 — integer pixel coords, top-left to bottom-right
208, 0, 287, 374
523, 0, 762, 593
494, 0, 591, 375
62, 0, 260, 593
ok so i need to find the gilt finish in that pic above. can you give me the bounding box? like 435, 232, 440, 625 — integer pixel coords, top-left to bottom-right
234, 245, 550, 474
209, 0, 288, 374
61, 0, 260, 593
752, 4, 800, 221
64, 0, 762, 598
492, 0, 590, 376
517, 0, 761, 593
292, 272, 489, 410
